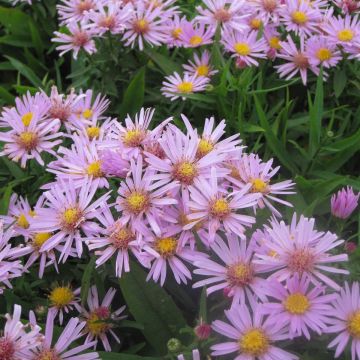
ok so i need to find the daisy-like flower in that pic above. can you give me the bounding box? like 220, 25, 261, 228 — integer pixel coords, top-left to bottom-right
250, 0, 283, 24
86, 203, 151, 277
193, 234, 267, 306
31, 179, 110, 262
116, 156, 178, 235
222, 29, 268, 67
228, 153, 295, 217
195, 0, 249, 32
122, 1, 167, 50
48, 285, 81, 325
211, 301, 299, 360
57, 0, 96, 25
280, 0, 322, 38
0, 109, 62, 168
161, 72, 210, 101
30, 311, 99, 360
52, 22, 98, 59
178, 349, 200, 360
327, 282, 360, 360
81, 286, 127, 351
100, 148, 130, 178
182, 50, 218, 78
46, 134, 109, 189
331, 186, 360, 219
0, 305, 42, 360
186, 167, 259, 242
264, 25, 282, 59
254, 214, 349, 290
262, 275, 336, 339
163, 15, 190, 47
179, 21, 214, 48
306, 35, 342, 68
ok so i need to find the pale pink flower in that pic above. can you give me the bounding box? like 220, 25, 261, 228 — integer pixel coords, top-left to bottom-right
57, 0, 97, 25
163, 15, 190, 47
182, 50, 218, 78
331, 186, 359, 219
306, 35, 342, 68
179, 21, 214, 48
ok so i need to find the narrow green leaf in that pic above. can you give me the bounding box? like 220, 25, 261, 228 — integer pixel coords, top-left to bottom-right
0, 185, 13, 215
199, 287, 207, 322
5, 56, 42, 87
334, 69, 347, 98
145, 49, 182, 74
98, 352, 161, 360
1, 157, 26, 179
80, 257, 96, 305
0, 86, 15, 103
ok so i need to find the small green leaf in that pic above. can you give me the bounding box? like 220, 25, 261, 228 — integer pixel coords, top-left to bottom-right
145, 49, 181, 74
0, 185, 13, 215
80, 257, 96, 305
334, 69, 347, 98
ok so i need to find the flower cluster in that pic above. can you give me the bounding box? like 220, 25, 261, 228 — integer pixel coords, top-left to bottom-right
0, 87, 358, 358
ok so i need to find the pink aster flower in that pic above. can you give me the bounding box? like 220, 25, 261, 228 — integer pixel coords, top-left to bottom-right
0, 305, 42, 360
276, 35, 318, 85
228, 153, 295, 217
30, 311, 99, 360
195, 0, 249, 32
331, 186, 360, 219
211, 302, 299, 360
254, 214, 349, 290
179, 21, 214, 48
264, 25, 282, 59
334, 0, 360, 14
57, 0, 97, 25
86, 203, 151, 277
221, 29, 268, 67
0, 108, 62, 168
163, 15, 190, 47
193, 234, 267, 306
52, 22, 98, 59
116, 156, 178, 235
262, 275, 336, 339
186, 167, 259, 242
182, 50, 218, 78
31, 179, 110, 262
250, 0, 284, 24
280, 0, 322, 39
99, 148, 130, 178
178, 349, 200, 360
306, 35, 342, 68
81, 286, 127, 351
122, 1, 167, 50
161, 72, 210, 101
327, 282, 360, 360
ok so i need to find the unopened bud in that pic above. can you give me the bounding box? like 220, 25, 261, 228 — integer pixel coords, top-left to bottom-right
195, 323, 211, 340
167, 338, 181, 352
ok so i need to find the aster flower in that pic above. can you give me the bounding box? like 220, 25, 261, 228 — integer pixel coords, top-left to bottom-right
195, 0, 249, 32
186, 167, 259, 242
163, 15, 190, 47
193, 234, 267, 306
86, 203, 151, 277
30, 311, 99, 360
179, 21, 214, 48
57, 0, 97, 25
333, 0, 360, 14
178, 349, 200, 360
161, 72, 210, 101
0, 108, 62, 168
100, 148, 130, 178
306, 35, 342, 68
262, 275, 336, 339
0, 305, 42, 360
211, 302, 299, 360
250, 0, 284, 24
331, 186, 359, 219
182, 50, 218, 78
81, 285, 127, 351
264, 25, 282, 59
228, 153, 295, 217
31, 179, 110, 262
254, 214, 349, 290
116, 156, 178, 235
327, 282, 360, 360
221, 29, 268, 67
52, 22, 98, 59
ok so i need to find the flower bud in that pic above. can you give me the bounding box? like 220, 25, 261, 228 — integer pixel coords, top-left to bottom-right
167, 338, 182, 352
331, 186, 359, 219
195, 323, 211, 340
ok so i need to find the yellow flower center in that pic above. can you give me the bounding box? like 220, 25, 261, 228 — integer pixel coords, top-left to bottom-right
316, 48, 332, 61
86, 126, 100, 140
35, 349, 60, 360
234, 42, 251, 56
269, 36, 281, 50
86, 312, 110, 336
196, 138, 214, 158
155, 237, 177, 258
348, 311, 360, 338
172, 28, 182, 39
17, 213, 29, 229
196, 65, 209, 77
125, 191, 149, 214
86, 161, 103, 178
109, 225, 134, 249
227, 263, 253, 287
123, 129, 146, 148
83, 108, 93, 119
62, 207, 82, 231
177, 81, 194, 93
189, 35, 203, 46
291, 11, 308, 24
250, 18, 262, 29
49, 286, 74, 308
284, 293, 310, 314
172, 161, 198, 185
251, 178, 268, 193
21, 112, 33, 127
29, 209, 36, 217
18, 131, 38, 151
134, 19, 149, 33
240, 329, 269, 356
33, 233, 52, 249
337, 29, 354, 42
210, 198, 230, 219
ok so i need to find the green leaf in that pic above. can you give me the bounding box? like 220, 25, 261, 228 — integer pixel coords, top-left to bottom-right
145, 49, 181, 74
80, 257, 96, 305
119, 261, 187, 355
334, 69, 347, 98
1, 157, 26, 179
0, 86, 15, 103
0, 6, 31, 36
0, 185, 13, 215
98, 352, 162, 360
118, 67, 145, 119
